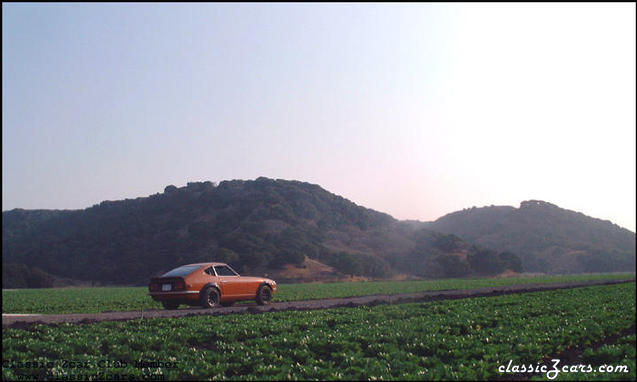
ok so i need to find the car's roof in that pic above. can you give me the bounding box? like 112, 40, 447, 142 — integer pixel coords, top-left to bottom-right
182, 262, 228, 267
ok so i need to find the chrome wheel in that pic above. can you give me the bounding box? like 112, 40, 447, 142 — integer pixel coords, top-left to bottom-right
200, 287, 220, 309
208, 292, 218, 306
256, 285, 272, 305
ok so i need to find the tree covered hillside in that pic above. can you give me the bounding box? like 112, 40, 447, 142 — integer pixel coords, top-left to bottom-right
427, 200, 636, 273
2, 178, 521, 287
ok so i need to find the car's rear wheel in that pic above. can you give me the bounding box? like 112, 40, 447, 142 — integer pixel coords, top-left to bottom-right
162, 301, 179, 310
200, 287, 220, 309
256, 285, 272, 306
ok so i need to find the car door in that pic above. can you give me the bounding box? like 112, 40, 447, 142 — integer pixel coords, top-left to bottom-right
214, 265, 245, 297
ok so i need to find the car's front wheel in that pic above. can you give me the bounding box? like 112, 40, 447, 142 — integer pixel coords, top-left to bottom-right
256, 285, 273, 306
200, 287, 220, 309
162, 301, 179, 310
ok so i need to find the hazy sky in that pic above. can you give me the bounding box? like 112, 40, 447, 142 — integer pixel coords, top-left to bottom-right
3, 3, 636, 231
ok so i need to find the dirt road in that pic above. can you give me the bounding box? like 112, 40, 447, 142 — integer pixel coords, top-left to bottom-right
3, 278, 634, 329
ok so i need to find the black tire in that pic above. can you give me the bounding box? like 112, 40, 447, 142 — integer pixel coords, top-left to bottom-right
162, 301, 179, 310
256, 285, 273, 306
220, 301, 234, 307
200, 287, 220, 309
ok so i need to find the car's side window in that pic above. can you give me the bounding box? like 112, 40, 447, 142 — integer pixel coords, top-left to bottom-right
204, 267, 216, 276
214, 266, 237, 276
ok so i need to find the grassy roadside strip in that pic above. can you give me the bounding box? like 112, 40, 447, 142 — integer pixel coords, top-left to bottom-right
2, 273, 634, 314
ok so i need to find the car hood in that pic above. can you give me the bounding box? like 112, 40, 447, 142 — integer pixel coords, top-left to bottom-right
240, 276, 276, 284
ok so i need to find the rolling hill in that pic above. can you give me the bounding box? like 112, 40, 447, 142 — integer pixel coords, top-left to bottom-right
426, 200, 636, 273
3, 179, 633, 288
2, 178, 521, 287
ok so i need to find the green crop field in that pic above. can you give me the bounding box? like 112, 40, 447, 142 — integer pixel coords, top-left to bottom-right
552, 333, 636, 381
2, 283, 635, 380
2, 273, 633, 314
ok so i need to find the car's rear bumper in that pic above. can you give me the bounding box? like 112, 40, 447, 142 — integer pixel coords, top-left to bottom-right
149, 291, 199, 302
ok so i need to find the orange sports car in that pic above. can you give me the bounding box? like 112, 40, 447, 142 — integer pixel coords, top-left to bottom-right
148, 262, 277, 309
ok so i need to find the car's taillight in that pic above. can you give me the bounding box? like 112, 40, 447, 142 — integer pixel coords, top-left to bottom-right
174, 280, 185, 291
149, 283, 159, 292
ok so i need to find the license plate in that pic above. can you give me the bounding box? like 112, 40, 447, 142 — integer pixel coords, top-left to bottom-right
162, 284, 172, 291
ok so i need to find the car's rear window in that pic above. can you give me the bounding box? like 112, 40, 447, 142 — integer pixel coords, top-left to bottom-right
161, 265, 201, 277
